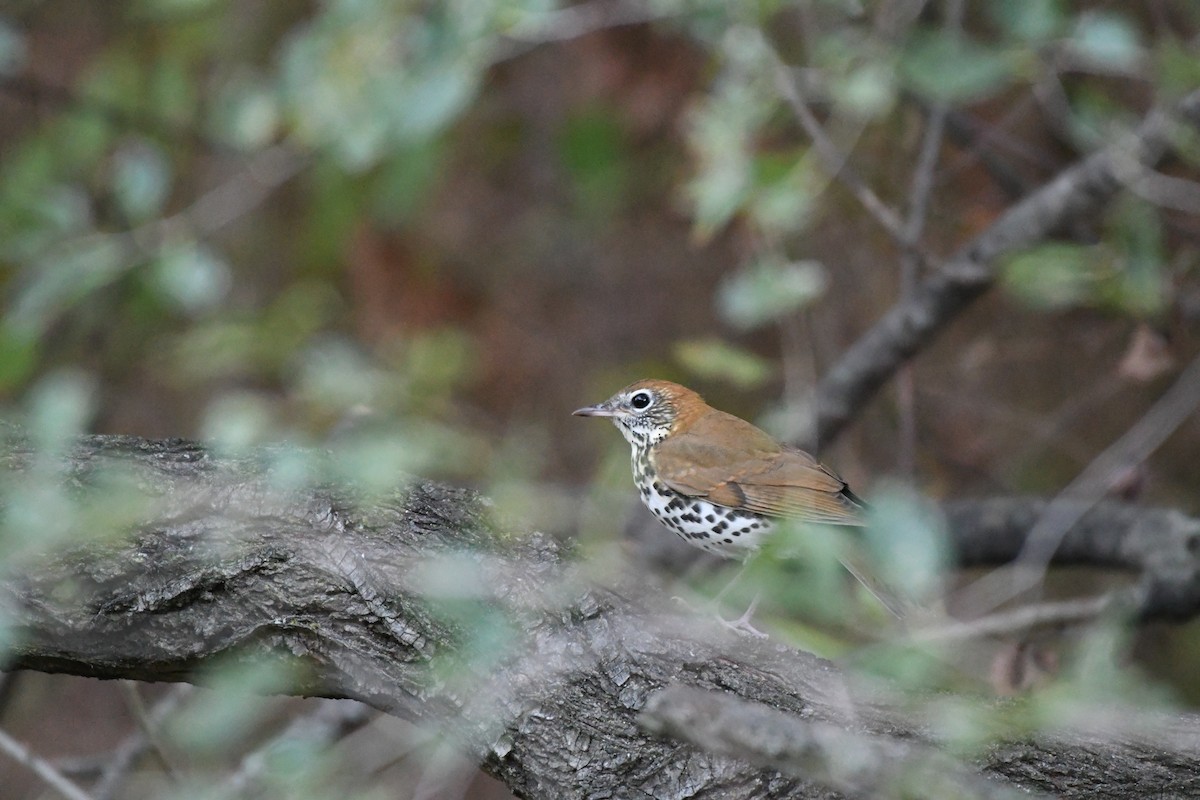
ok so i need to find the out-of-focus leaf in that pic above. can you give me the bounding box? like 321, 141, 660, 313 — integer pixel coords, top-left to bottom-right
212, 75, 280, 149
281, 4, 485, 170
749, 155, 819, 236
0, 16, 27, 75
1154, 37, 1200, 100
153, 242, 232, 313
674, 338, 774, 389
168, 659, 298, 757
28, 370, 95, 450
295, 336, 383, 412
0, 328, 38, 391
393, 65, 477, 143
987, 0, 1065, 43
201, 391, 277, 451
370, 139, 445, 222
1104, 198, 1165, 316
558, 108, 630, 218
832, 61, 897, 120
135, 0, 223, 16
111, 139, 172, 221
11, 234, 130, 335
150, 54, 199, 124
718, 258, 828, 330
1069, 12, 1142, 71
686, 29, 776, 237
863, 483, 947, 602
1001, 244, 1104, 309
900, 30, 1016, 102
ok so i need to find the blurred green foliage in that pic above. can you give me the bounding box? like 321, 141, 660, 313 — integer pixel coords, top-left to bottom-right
0, 0, 1199, 796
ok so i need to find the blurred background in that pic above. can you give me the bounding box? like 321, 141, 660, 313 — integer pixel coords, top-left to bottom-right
1, 0, 1200, 797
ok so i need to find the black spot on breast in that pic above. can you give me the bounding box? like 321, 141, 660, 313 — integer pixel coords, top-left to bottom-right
713, 521, 728, 534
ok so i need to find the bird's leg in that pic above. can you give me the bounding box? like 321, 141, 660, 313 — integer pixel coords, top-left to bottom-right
710, 557, 751, 609
717, 589, 767, 639
709, 558, 769, 638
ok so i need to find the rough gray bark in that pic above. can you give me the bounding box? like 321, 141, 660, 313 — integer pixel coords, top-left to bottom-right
3, 435, 1200, 799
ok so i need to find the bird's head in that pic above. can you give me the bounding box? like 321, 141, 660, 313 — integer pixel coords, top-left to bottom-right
573, 379, 703, 448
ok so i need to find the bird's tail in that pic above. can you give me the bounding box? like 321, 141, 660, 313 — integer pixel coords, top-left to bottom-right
837, 550, 913, 620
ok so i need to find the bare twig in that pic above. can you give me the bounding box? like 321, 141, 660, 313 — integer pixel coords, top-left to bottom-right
118, 683, 182, 784
220, 699, 372, 795
1111, 158, 1200, 213
894, 0, 954, 476
771, 58, 910, 246
92, 685, 192, 800
0, 727, 95, 800
908, 592, 1132, 644
955, 353, 1200, 618
812, 88, 1200, 446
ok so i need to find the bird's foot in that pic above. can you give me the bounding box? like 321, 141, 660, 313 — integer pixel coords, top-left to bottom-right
716, 591, 766, 638
717, 611, 769, 639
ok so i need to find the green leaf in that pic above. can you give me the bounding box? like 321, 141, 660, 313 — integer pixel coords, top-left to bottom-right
832, 61, 897, 120
153, 243, 232, 313
0, 16, 27, 76
212, 75, 280, 149
987, 0, 1065, 43
28, 370, 96, 449
718, 258, 828, 330
750, 155, 819, 236
111, 139, 172, 221
1001, 243, 1103, 309
0, 327, 38, 390
1154, 37, 1200, 97
1069, 12, 1141, 70
900, 30, 1016, 102
558, 108, 630, 218
863, 483, 948, 601
201, 391, 277, 451
674, 338, 774, 389
11, 234, 130, 335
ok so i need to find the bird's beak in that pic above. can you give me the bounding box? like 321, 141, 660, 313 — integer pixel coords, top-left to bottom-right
573, 402, 615, 418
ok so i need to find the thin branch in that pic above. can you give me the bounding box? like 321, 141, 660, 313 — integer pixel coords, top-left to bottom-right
908, 591, 1132, 644
220, 699, 372, 795
895, 59, 952, 476
812, 88, 1200, 446
770, 59, 911, 247
954, 352, 1200, 618
1111, 159, 1200, 213
0, 727, 95, 800
92, 685, 192, 800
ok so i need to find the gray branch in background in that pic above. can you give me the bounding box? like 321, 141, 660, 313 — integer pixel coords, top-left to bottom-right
812, 88, 1200, 447
3, 436, 1200, 798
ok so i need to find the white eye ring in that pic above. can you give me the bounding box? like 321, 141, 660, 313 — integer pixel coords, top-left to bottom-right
629, 391, 652, 410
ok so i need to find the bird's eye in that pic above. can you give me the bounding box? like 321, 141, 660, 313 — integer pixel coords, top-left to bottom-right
630, 391, 652, 410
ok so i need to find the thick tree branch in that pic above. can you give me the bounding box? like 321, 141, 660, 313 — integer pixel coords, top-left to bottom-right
3, 436, 1200, 798
642, 686, 1039, 800
945, 497, 1200, 622
813, 88, 1200, 446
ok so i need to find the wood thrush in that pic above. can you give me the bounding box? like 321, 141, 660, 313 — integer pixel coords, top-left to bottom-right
575, 378, 894, 632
